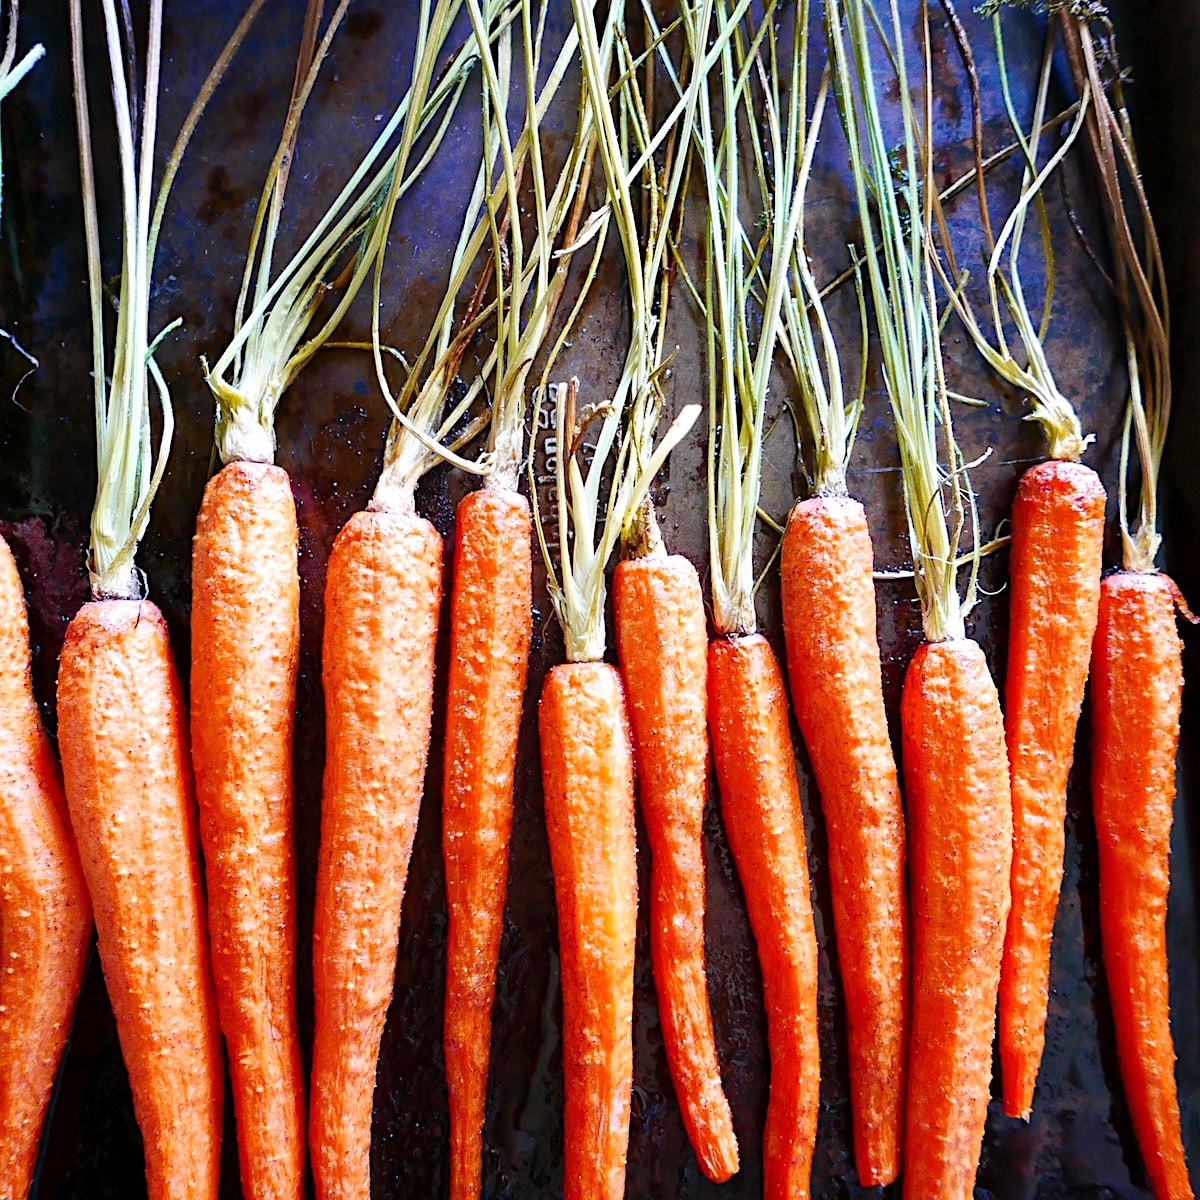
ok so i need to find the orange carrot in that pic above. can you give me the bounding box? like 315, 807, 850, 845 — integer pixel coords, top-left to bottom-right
901, 638, 1012, 1200
538, 660, 638, 1200
57, 600, 223, 1200
0, 536, 91, 1200
998, 459, 1104, 1119
442, 484, 531, 1200
779, 494, 905, 1185
190, 459, 304, 1200
1090, 572, 1194, 1200
708, 633, 819, 1200
613, 551, 738, 1184
309, 508, 442, 1200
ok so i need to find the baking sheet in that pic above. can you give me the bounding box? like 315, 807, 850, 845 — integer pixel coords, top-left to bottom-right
0, 1, 1196, 1196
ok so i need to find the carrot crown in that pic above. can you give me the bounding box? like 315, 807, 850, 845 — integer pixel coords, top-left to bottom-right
1061, 10, 1170, 574
202, 0, 497, 469
0, 3, 43, 227
828, 0, 979, 645
71, 0, 261, 600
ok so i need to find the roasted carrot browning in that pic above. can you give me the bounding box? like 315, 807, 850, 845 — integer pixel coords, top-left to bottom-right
538, 661, 638, 1200
901, 639, 1012, 1200
310, 510, 442, 1200
999, 459, 1104, 1120
57, 600, 223, 1200
614, 553, 738, 1184
779, 494, 905, 1185
190, 459, 304, 1200
708, 634, 819, 1200
1091, 572, 1194, 1200
0, 537, 91, 1200
443, 485, 532, 1199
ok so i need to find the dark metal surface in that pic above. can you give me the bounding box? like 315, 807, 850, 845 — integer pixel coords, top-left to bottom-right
0, 1, 1196, 1197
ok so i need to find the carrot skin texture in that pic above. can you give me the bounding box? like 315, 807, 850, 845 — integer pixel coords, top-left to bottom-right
190, 460, 304, 1200
779, 495, 905, 1185
0, 538, 92, 1200
443, 485, 532, 1200
1091, 572, 1194, 1200
538, 662, 637, 1200
57, 599, 223, 1200
901, 639, 1012, 1200
613, 554, 739, 1184
310, 510, 442, 1200
999, 460, 1105, 1120
708, 633, 820, 1200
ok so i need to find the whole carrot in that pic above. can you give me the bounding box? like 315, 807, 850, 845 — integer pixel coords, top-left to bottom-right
309, 507, 442, 1200
0, 536, 91, 1200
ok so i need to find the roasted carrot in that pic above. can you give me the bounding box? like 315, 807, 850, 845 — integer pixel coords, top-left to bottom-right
538, 661, 638, 1200
190, 460, 303, 1200
309, 509, 442, 1200
58, 600, 224, 1200
998, 459, 1104, 1118
779, 496, 905, 1183
442, 485, 531, 1199
708, 633, 820, 1200
900, 639, 1012, 1200
613, 552, 738, 1183
0, 536, 91, 1200
1090, 573, 1193, 1200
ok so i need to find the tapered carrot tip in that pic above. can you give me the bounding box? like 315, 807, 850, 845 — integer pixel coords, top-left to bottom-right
708, 633, 819, 1200
613, 554, 739, 1184
1092, 571, 1194, 1200
1000, 458, 1105, 1122
58, 599, 223, 1200
901, 638, 1012, 1200
539, 661, 637, 1200
780, 495, 905, 1186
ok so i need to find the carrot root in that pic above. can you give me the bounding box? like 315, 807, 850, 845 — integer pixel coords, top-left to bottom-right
614, 553, 739, 1184
708, 633, 819, 1200
779, 495, 905, 1185
538, 661, 637, 1200
1091, 571, 1194, 1200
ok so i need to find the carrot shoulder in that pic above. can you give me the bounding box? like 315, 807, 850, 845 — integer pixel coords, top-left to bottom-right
901, 638, 1012, 1200
310, 509, 442, 1200
779, 493, 905, 1185
538, 661, 637, 1200
613, 552, 738, 1184
708, 632, 819, 1200
57, 599, 223, 1200
0, 537, 92, 1200
443, 484, 532, 1200
190, 458, 304, 1200
999, 458, 1105, 1120
1091, 571, 1194, 1200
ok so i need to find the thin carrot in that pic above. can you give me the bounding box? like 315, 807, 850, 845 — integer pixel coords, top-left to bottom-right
190, 460, 303, 1200
0, 536, 91, 1200
779, 496, 905, 1184
1061, 13, 1195, 1196
309, 509, 442, 1200
58, 601, 224, 1200
708, 634, 820, 1200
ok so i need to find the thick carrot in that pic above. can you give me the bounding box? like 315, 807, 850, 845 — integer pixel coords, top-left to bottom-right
901, 638, 1012, 1200
779, 494, 905, 1185
442, 484, 532, 1200
57, 599, 223, 1200
708, 633, 819, 1200
310, 508, 442, 1200
0, 537, 91, 1200
613, 551, 738, 1183
190, 458, 304, 1200
538, 660, 637, 1200
998, 458, 1105, 1120
1090, 571, 1194, 1200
